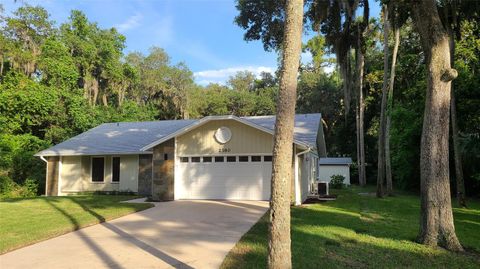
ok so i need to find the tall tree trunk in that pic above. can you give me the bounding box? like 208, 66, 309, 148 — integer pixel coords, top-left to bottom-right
411, 0, 463, 251
91, 77, 99, 107
377, 5, 389, 198
102, 93, 108, 107
358, 52, 366, 187
0, 54, 4, 77
356, 41, 367, 186
268, 0, 303, 268
118, 89, 124, 107
355, 50, 366, 187
354, 0, 368, 187
356, 103, 363, 185
385, 23, 400, 196
451, 90, 466, 207
444, 6, 467, 208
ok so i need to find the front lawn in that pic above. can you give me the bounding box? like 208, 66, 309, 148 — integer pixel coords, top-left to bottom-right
0, 195, 153, 254
221, 186, 480, 268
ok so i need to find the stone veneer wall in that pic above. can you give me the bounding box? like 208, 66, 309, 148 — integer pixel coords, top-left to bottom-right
138, 154, 153, 196
151, 139, 175, 201
46, 156, 59, 196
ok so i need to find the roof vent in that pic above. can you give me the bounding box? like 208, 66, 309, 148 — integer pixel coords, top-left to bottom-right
117, 123, 119, 127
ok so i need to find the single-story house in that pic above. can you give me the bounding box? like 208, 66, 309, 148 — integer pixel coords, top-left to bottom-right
36, 113, 327, 205
317, 157, 353, 185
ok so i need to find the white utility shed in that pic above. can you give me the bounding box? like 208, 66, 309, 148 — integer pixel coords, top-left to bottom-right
318, 157, 352, 185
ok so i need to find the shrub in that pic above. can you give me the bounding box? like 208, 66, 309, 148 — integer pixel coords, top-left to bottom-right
0, 177, 38, 199
0, 134, 48, 195
330, 174, 345, 189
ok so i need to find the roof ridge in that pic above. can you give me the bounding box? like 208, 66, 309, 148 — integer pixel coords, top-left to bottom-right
102, 119, 198, 125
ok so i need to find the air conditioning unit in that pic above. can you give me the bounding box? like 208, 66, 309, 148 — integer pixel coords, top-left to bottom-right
317, 181, 329, 196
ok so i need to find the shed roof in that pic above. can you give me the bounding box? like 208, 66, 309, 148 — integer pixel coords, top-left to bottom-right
319, 157, 353, 165
36, 113, 321, 157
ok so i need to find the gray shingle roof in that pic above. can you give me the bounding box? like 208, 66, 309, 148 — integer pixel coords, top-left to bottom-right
319, 157, 353, 165
36, 114, 321, 156
243, 113, 320, 148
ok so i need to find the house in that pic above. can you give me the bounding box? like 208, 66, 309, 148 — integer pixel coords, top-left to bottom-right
36, 113, 327, 205
317, 157, 353, 185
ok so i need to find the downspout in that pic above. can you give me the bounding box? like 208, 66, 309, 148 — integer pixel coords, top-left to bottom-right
39, 156, 48, 196
294, 147, 311, 206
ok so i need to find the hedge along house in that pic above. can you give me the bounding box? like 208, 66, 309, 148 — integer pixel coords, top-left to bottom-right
36, 114, 326, 205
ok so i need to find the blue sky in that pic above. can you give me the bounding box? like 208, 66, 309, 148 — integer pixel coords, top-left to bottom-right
3, 0, 381, 85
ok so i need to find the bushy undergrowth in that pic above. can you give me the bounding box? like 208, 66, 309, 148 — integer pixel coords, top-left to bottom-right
0, 176, 38, 199
330, 174, 345, 189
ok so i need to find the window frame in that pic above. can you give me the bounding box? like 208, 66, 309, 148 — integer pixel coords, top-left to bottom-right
111, 156, 120, 183
214, 156, 225, 162
90, 156, 106, 183
238, 156, 249, 162
251, 155, 262, 162
226, 156, 237, 162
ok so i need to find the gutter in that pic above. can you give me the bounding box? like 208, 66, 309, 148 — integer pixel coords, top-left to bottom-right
40, 156, 48, 163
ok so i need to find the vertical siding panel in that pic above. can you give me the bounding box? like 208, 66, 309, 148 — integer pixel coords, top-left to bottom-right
177, 119, 274, 155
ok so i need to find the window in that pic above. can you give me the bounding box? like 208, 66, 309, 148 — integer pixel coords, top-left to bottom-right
112, 157, 120, 183
215, 156, 224, 162
91, 157, 105, 182
164, 153, 169, 160
239, 156, 249, 162
191, 157, 201, 163
227, 156, 236, 162
263, 156, 273, 162
180, 157, 189, 163
251, 156, 261, 162
203, 156, 212, 162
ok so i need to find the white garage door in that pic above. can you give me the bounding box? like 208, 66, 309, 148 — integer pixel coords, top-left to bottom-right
176, 155, 272, 200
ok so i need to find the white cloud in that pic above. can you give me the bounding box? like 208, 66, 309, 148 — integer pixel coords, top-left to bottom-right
115, 13, 143, 32
194, 66, 275, 85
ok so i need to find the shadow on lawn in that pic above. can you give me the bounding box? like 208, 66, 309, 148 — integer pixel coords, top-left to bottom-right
223, 212, 480, 269
222, 195, 480, 269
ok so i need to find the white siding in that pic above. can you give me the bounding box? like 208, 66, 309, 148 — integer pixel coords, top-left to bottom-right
318, 165, 350, 185
60, 156, 82, 195
299, 153, 318, 203
119, 155, 139, 192
59, 155, 140, 194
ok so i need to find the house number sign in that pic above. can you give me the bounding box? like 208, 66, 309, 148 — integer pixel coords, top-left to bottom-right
218, 148, 231, 153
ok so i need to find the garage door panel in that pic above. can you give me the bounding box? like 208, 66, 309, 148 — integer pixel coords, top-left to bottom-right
177, 160, 271, 200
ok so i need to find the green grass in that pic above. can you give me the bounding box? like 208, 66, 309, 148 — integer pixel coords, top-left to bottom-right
0, 195, 153, 254
221, 186, 480, 269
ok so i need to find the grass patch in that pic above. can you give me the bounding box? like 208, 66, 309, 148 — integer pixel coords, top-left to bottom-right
0, 195, 153, 254
221, 186, 480, 269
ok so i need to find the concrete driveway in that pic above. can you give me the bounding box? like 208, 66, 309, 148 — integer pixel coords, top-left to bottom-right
0, 200, 268, 269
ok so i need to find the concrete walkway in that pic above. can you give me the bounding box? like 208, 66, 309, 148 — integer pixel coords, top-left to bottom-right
0, 200, 269, 269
